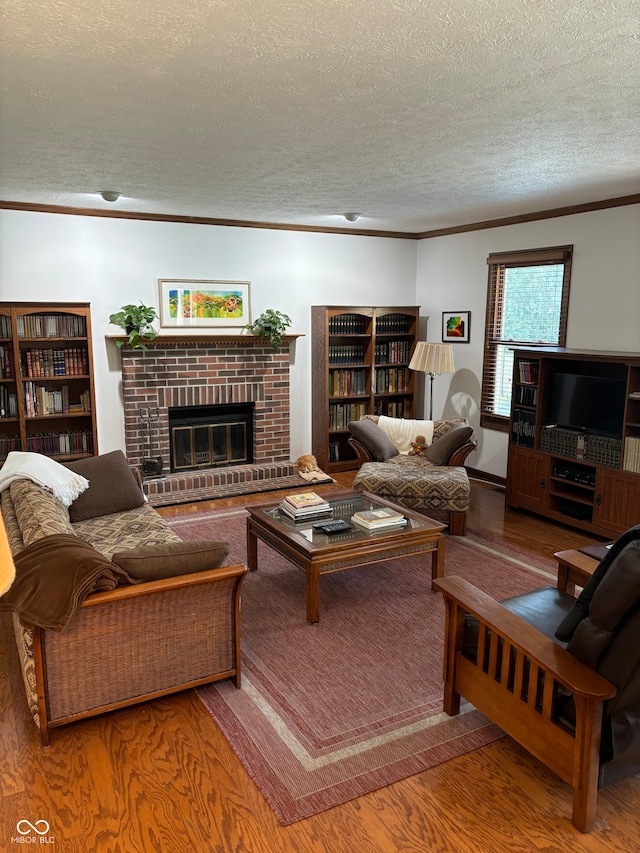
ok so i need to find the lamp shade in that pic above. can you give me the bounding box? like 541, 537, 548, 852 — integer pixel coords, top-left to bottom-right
408, 342, 455, 375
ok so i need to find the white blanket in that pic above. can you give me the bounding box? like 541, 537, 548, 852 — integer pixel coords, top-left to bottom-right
378, 416, 435, 454
0, 451, 89, 507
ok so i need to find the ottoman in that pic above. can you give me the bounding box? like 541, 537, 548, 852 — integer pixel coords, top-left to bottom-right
352, 455, 471, 535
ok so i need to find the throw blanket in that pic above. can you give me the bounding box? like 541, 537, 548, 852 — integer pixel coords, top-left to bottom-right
0, 534, 138, 630
378, 416, 434, 454
0, 451, 89, 507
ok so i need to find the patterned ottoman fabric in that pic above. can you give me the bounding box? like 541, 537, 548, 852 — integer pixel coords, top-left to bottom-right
353, 457, 470, 513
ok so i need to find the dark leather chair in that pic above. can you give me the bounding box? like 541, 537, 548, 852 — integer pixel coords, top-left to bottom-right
434, 525, 640, 831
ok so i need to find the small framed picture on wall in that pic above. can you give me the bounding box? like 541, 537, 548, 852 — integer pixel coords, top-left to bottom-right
442, 311, 470, 343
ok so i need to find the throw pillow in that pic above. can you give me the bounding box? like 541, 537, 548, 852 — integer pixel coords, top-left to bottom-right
423, 422, 473, 466
64, 451, 145, 522
110, 540, 230, 581
348, 419, 399, 462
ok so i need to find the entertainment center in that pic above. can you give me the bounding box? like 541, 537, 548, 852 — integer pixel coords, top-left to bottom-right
506, 347, 640, 537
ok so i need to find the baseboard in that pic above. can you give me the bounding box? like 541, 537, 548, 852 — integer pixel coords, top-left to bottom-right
467, 467, 506, 488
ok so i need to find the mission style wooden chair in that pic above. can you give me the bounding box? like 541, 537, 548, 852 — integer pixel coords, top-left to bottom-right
434, 525, 640, 832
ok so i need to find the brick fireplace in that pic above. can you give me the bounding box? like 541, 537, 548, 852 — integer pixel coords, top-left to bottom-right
118, 335, 298, 505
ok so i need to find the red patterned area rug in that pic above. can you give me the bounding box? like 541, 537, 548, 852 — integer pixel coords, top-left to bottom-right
166, 508, 557, 825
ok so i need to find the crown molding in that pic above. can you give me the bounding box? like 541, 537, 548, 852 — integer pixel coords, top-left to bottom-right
1, 193, 638, 240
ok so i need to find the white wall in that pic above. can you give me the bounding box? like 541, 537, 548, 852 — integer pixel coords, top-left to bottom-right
0, 210, 417, 458
416, 204, 640, 478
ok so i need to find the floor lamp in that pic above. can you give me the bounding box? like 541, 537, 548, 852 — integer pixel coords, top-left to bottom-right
408, 342, 455, 420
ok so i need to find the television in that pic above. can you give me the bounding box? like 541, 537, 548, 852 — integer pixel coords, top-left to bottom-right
546, 373, 626, 438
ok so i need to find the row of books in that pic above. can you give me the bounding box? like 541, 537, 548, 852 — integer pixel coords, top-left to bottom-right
328, 440, 341, 462
511, 410, 536, 447
517, 360, 539, 384
0, 344, 15, 378
623, 436, 640, 473
16, 314, 87, 339
329, 369, 367, 396
374, 367, 408, 393
26, 430, 93, 456
375, 314, 411, 335
0, 434, 20, 461
374, 340, 411, 364
23, 347, 89, 377
328, 344, 365, 365
329, 401, 368, 430
514, 384, 537, 406
0, 386, 18, 418
0, 316, 12, 338
279, 492, 332, 521
328, 314, 368, 335
374, 399, 409, 417
24, 382, 91, 417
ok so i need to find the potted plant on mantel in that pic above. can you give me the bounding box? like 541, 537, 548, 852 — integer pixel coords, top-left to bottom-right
109, 303, 159, 349
244, 309, 292, 350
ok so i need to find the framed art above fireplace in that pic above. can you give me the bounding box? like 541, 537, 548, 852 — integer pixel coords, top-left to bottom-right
158, 279, 251, 328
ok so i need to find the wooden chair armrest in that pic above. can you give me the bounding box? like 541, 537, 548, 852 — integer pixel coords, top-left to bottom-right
347, 436, 375, 465
447, 437, 477, 467
79, 564, 248, 608
433, 575, 614, 699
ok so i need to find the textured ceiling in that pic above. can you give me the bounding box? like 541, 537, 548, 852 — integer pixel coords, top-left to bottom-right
0, 0, 638, 233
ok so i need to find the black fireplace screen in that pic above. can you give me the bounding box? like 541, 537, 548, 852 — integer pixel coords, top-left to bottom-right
169, 403, 254, 472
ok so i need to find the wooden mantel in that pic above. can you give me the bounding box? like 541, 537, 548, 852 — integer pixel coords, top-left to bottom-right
105, 333, 304, 346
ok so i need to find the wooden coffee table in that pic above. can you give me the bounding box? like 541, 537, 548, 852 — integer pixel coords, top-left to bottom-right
246, 489, 446, 623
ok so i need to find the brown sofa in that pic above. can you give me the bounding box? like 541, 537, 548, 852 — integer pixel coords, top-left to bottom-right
1, 450, 247, 745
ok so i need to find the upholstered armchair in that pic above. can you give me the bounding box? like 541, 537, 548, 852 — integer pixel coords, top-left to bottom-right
434, 525, 640, 831
347, 415, 476, 535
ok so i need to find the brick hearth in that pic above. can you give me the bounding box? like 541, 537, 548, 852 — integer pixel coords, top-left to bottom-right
117, 335, 298, 505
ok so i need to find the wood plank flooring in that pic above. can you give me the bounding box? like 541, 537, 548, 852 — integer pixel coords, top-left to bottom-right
1, 476, 638, 852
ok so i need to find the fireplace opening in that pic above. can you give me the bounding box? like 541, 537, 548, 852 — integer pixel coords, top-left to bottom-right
168, 403, 254, 472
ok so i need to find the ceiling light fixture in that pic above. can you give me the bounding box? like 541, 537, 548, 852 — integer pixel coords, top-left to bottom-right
343, 212, 361, 222
100, 191, 121, 202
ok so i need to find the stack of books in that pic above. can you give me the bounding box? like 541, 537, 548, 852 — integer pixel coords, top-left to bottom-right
279, 491, 332, 522
351, 507, 407, 531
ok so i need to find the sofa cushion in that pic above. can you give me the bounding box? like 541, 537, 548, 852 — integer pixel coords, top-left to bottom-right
348, 419, 399, 461
110, 540, 230, 580
423, 422, 473, 466
9, 479, 75, 546
72, 504, 179, 559
64, 451, 145, 522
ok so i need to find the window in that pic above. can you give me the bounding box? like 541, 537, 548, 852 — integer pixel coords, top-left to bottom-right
480, 245, 572, 431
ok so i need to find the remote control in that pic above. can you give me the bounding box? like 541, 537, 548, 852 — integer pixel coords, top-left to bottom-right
313, 519, 351, 534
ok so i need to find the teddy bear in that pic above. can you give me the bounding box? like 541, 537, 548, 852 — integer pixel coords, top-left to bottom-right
408, 435, 428, 457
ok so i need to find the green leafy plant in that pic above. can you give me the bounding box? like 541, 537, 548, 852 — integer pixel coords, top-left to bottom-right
109, 303, 159, 349
245, 309, 292, 350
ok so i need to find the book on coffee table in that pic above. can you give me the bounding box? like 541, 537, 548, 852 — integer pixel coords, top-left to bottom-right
279, 491, 332, 521
282, 491, 328, 510
351, 507, 407, 530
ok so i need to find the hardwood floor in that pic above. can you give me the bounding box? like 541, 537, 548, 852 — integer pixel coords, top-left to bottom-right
1, 476, 638, 852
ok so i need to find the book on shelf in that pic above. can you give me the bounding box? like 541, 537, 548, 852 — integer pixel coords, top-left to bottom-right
351, 507, 407, 530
